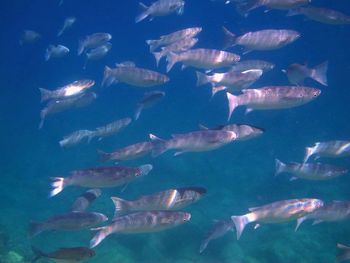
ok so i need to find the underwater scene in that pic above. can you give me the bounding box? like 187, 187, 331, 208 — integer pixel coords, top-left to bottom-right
1, 0, 350, 262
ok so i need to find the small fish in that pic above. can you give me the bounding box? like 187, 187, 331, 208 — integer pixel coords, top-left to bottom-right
149, 129, 237, 157
287, 6, 350, 25
31, 246, 95, 263
102, 62, 169, 87
98, 142, 153, 163
29, 211, 108, 238
39, 80, 95, 102
45, 44, 70, 61
226, 86, 321, 120
166, 48, 240, 72
134, 91, 165, 120
230, 60, 275, 73
57, 16, 76, 37
59, 129, 94, 148
78, 32, 112, 56
275, 159, 348, 181
111, 187, 206, 216
90, 211, 191, 248
146, 27, 202, 52
199, 219, 234, 253
283, 61, 328, 86
87, 117, 132, 142
337, 243, 350, 262
85, 43, 112, 61
231, 198, 324, 239
304, 141, 350, 163
71, 189, 102, 212
49, 164, 153, 197
20, 30, 41, 45
135, 0, 185, 23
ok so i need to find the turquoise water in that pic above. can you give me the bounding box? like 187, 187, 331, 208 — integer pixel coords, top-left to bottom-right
1, 0, 350, 262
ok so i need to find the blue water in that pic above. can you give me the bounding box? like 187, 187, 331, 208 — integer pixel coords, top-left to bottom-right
1, 0, 350, 262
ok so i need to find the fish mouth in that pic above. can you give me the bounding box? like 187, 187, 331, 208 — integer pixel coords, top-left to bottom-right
184, 213, 191, 221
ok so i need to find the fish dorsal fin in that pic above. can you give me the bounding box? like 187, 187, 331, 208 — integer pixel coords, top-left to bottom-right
198, 124, 208, 130
139, 2, 148, 10
116, 61, 136, 67
248, 206, 260, 212
149, 133, 165, 142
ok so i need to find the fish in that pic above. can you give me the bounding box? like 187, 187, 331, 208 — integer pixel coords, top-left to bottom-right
111, 187, 206, 216
87, 117, 132, 142
223, 27, 300, 51
102, 62, 169, 87
337, 243, 350, 262
152, 37, 198, 66
287, 6, 350, 25
230, 59, 275, 73
31, 246, 95, 263
19, 30, 41, 45
283, 61, 328, 86
45, 44, 70, 61
304, 141, 350, 163
196, 69, 263, 96
39, 92, 97, 129
135, 0, 185, 23
146, 27, 202, 52
78, 32, 112, 56
57, 16, 76, 37
134, 91, 165, 120
149, 129, 237, 157
199, 219, 234, 253
71, 189, 102, 212
49, 164, 153, 197
226, 86, 321, 120
230, 198, 324, 239
166, 48, 240, 72
90, 211, 191, 248
275, 159, 348, 181
97, 141, 154, 162
85, 42, 112, 62
39, 80, 95, 102
29, 211, 108, 238
295, 201, 350, 231
59, 129, 94, 148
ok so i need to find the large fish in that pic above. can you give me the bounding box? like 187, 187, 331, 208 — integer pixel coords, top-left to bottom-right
134, 91, 165, 120
275, 159, 348, 181
111, 187, 206, 215
283, 61, 328, 86
304, 141, 350, 163
78, 32, 112, 56
102, 62, 169, 87
49, 164, 153, 197
71, 189, 102, 212
166, 48, 240, 72
149, 129, 237, 156
87, 117, 132, 142
57, 16, 76, 37
231, 198, 324, 239
45, 44, 69, 61
59, 129, 94, 148
90, 211, 191, 248
31, 246, 95, 263
230, 59, 275, 73
226, 86, 321, 120
337, 243, 350, 262
29, 211, 108, 238
135, 0, 185, 23
223, 27, 300, 51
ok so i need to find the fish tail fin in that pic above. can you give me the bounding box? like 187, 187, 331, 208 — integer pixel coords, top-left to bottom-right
295, 216, 307, 232
111, 197, 129, 217
196, 71, 210, 86
44, 47, 51, 61
135, 3, 149, 23
138, 164, 153, 176
134, 104, 143, 120
31, 246, 46, 263
39, 88, 52, 102
102, 66, 114, 87
199, 239, 210, 254
304, 146, 315, 163
97, 149, 111, 162
275, 159, 286, 177
149, 134, 168, 157
90, 226, 111, 248
77, 40, 84, 56
28, 221, 45, 238
49, 177, 66, 197
38, 109, 47, 130
235, 0, 262, 17
222, 26, 237, 49
146, 40, 157, 52
226, 92, 239, 121
166, 52, 179, 73
231, 215, 251, 240
311, 61, 328, 86
211, 86, 227, 98
152, 51, 163, 67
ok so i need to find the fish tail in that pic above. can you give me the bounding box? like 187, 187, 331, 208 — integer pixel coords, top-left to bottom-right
111, 197, 130, 217
90, 226, 111, 248
149, 133, 168, 157
226, 92, 239, 121
138, 164, 153, 176
311, 61, 328, 86
304, 146, 315, 163
39, 88, 52, 102
49, 177, 66, 197
195, 71, 210, 86
97, 149, 111, 162
231, 215, 251, 240
152, 51, 163, 67
134, 104, 143, 121
77, 40, 85, 56
28, 221, 45, 238
135, 3, 149, 23
235, 0, 262, 17
31, 246, 47, 263
166, 52, 179, 73
211, 86, 227, 98
275, 159, 286, 177
222, 26, 237, 49
295, 216, 307, 232
146, 40, 158, 52
102, 66, 114, 87
38, 109, 47, 130
199, 238, 210, 254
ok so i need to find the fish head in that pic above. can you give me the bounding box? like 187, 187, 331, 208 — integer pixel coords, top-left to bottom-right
171, 0, 185, 14
238, 124, 264, 139
302, 199, 324, 213
182, 212, 191, 222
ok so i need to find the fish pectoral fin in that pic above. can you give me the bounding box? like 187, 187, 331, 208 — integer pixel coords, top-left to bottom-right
248, 206, 260, 212
312, 219, 323, 226
245, 108, 254, 115
254, 224, 260, 230
289, 177, 298, 181
174, 151, 185, 157
120, 183, 129, 193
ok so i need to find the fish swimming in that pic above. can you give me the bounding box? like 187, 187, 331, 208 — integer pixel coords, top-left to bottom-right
78, 32, 112, 55
29, 211, 108, 238
230, 59, 275, 73
71, 189, 102, 212
57, 16, 76, 37
226, 86, 321, 120
59, 129, 94, 148
45, 44, 70, 61
283, 61, 328, 86
87, 117, 132, 142
304, 140, 350, 163
135, 0, 185, 23
90, 211, 191, 248
111, 187, 206, 216
49, 164, 153, 196
231, 198, 324, 239
337, 243, 350, 262
19, 30, 41, 45
134, 91, 165, 120
84, 42, 112, 68
31, 246, 95, 263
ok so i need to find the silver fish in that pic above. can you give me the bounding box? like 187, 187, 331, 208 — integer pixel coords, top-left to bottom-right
134, 91, 165, 120
146, 27, 202, 52
275, 159, 348, 181
45, 44, 70, 61
304, 141, 350, 163
19, 30, 41, 45
90, 211, 191, 248
57, 16, 76, 37
49, 164, 153, 196
337, 243, 350, 262
78, 32, 112, 56
87, 117, 132, 141
283, 61, 328, 86
29, 211, 108, 238
223, 27, 300, 51
226, 86, 321, 120
166, 48, 240, 72
230, 59, 275, 73
71, 189, 102, 212
111, 187, 206, 215
135, 0, 185, 23
149, 129, 237, 157
231, 198, 323, 239
86, 43, 112, 61
59, 129, 94, 148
